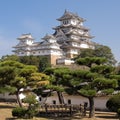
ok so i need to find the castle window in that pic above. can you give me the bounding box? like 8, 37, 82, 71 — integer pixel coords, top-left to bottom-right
39, 97, 42, 101
33, 52, 36, 54
68, 99, 71, 104
53, 100, 56, 104
63, 20, 69, 25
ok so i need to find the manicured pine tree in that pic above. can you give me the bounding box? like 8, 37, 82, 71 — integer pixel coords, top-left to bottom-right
65, 57, 118, 118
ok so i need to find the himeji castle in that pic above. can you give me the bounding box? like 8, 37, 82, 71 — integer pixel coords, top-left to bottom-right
13, 10, 96, 65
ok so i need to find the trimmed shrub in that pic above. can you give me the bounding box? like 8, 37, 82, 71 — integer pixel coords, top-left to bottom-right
106, 94, 120, 112
117, 108, 120, 118
12, 107, 26, 118
26, 108, 38, 119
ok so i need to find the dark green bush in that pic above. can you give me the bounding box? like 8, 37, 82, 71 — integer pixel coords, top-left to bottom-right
106, 94, 120, 112
117, 108, 120, 118
12, 107, 27, 118
23, 93, 39, 119
12, 93, 40, 119
26, 108, 38, 119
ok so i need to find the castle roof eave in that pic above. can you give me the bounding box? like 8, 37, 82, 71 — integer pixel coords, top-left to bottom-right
17, 33, 34, 40
53, 25, 90, 31
57, 10, 85, 22
41, 34, 56, 40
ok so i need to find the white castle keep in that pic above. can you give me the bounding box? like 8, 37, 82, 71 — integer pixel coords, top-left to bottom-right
13, 10, 95, 65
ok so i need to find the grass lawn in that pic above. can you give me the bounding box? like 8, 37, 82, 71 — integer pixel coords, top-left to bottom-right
0, 102, 118, 120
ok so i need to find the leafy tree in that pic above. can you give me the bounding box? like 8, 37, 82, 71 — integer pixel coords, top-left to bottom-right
0, 55, 51, 72
0, 58, 50, 107
19, 70, 50, 107
0, 61, 36, 103
0, 55, 19, 62
75, 44, 117, 65
65, 57, 118, 118
19, 56, 40, 68
28, 72, 50, 90
0, 60, 26, 107
19, 56, 51, 72
39, 56, 51, 72
44, 67, 70, 104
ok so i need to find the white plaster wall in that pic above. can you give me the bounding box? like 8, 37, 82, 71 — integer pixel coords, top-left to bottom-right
0, 92, 110, 110
0, 93, 16, 100
45, 94, 110, 110
80, 44, 89, 48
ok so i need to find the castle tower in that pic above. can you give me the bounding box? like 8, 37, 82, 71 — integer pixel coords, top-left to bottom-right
53, 10, 95, 58
12, 33, 34, 56
13, 10, 95, 66
41, 34, 63, 65
13, 34, 63, 65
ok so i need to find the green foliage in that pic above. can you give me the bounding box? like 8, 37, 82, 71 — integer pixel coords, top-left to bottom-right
0, 85, 16, 94
76, 57, 107, 67
28, 72, 50, 88
0, 55, 19, 62
72, 70, 89, 78
39, 56, 51, 72
23, 93, 39, 119
12, 107, 26, 118
19, 55, 51, 72
23, 93, 38, 105
73, 56, 117, 118
69, 78, 82, 87
26, 108, 37, 119
94, 45, 117, 65
10, 77, 26, 89
65, 87, 78, 95
0, 60, 24, 68
0, 66, 16, 85
75, 44, 117, 65
86, 72, 99, 79
20, 65, 38, 77
78, 89, 96, 97
109, 75, 120, 88
101, 88, 114, 95
93, 78, 118, 90
106, 94, 120, 112
0, 55, 51, 72
33, 87, 51, 97
91, 65, 114, 75
117, 108, 120, 118
46, 84, 64, 92
12, 93, 39, 119
0, 60, 43, 107
78, 49, 95, 58
19, 56, 40, 67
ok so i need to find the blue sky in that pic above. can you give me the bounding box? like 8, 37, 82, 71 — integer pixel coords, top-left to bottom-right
0, 0, 120, 62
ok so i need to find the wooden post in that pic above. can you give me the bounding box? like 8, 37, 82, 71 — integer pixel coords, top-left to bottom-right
83, 102, 88, 116
69, 105, 72, 116
45, 104, 48, 116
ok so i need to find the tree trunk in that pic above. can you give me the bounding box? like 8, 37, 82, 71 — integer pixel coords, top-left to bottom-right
88, 97, 95, 118
16, 91, 23, 107
57, 91, 64, 104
